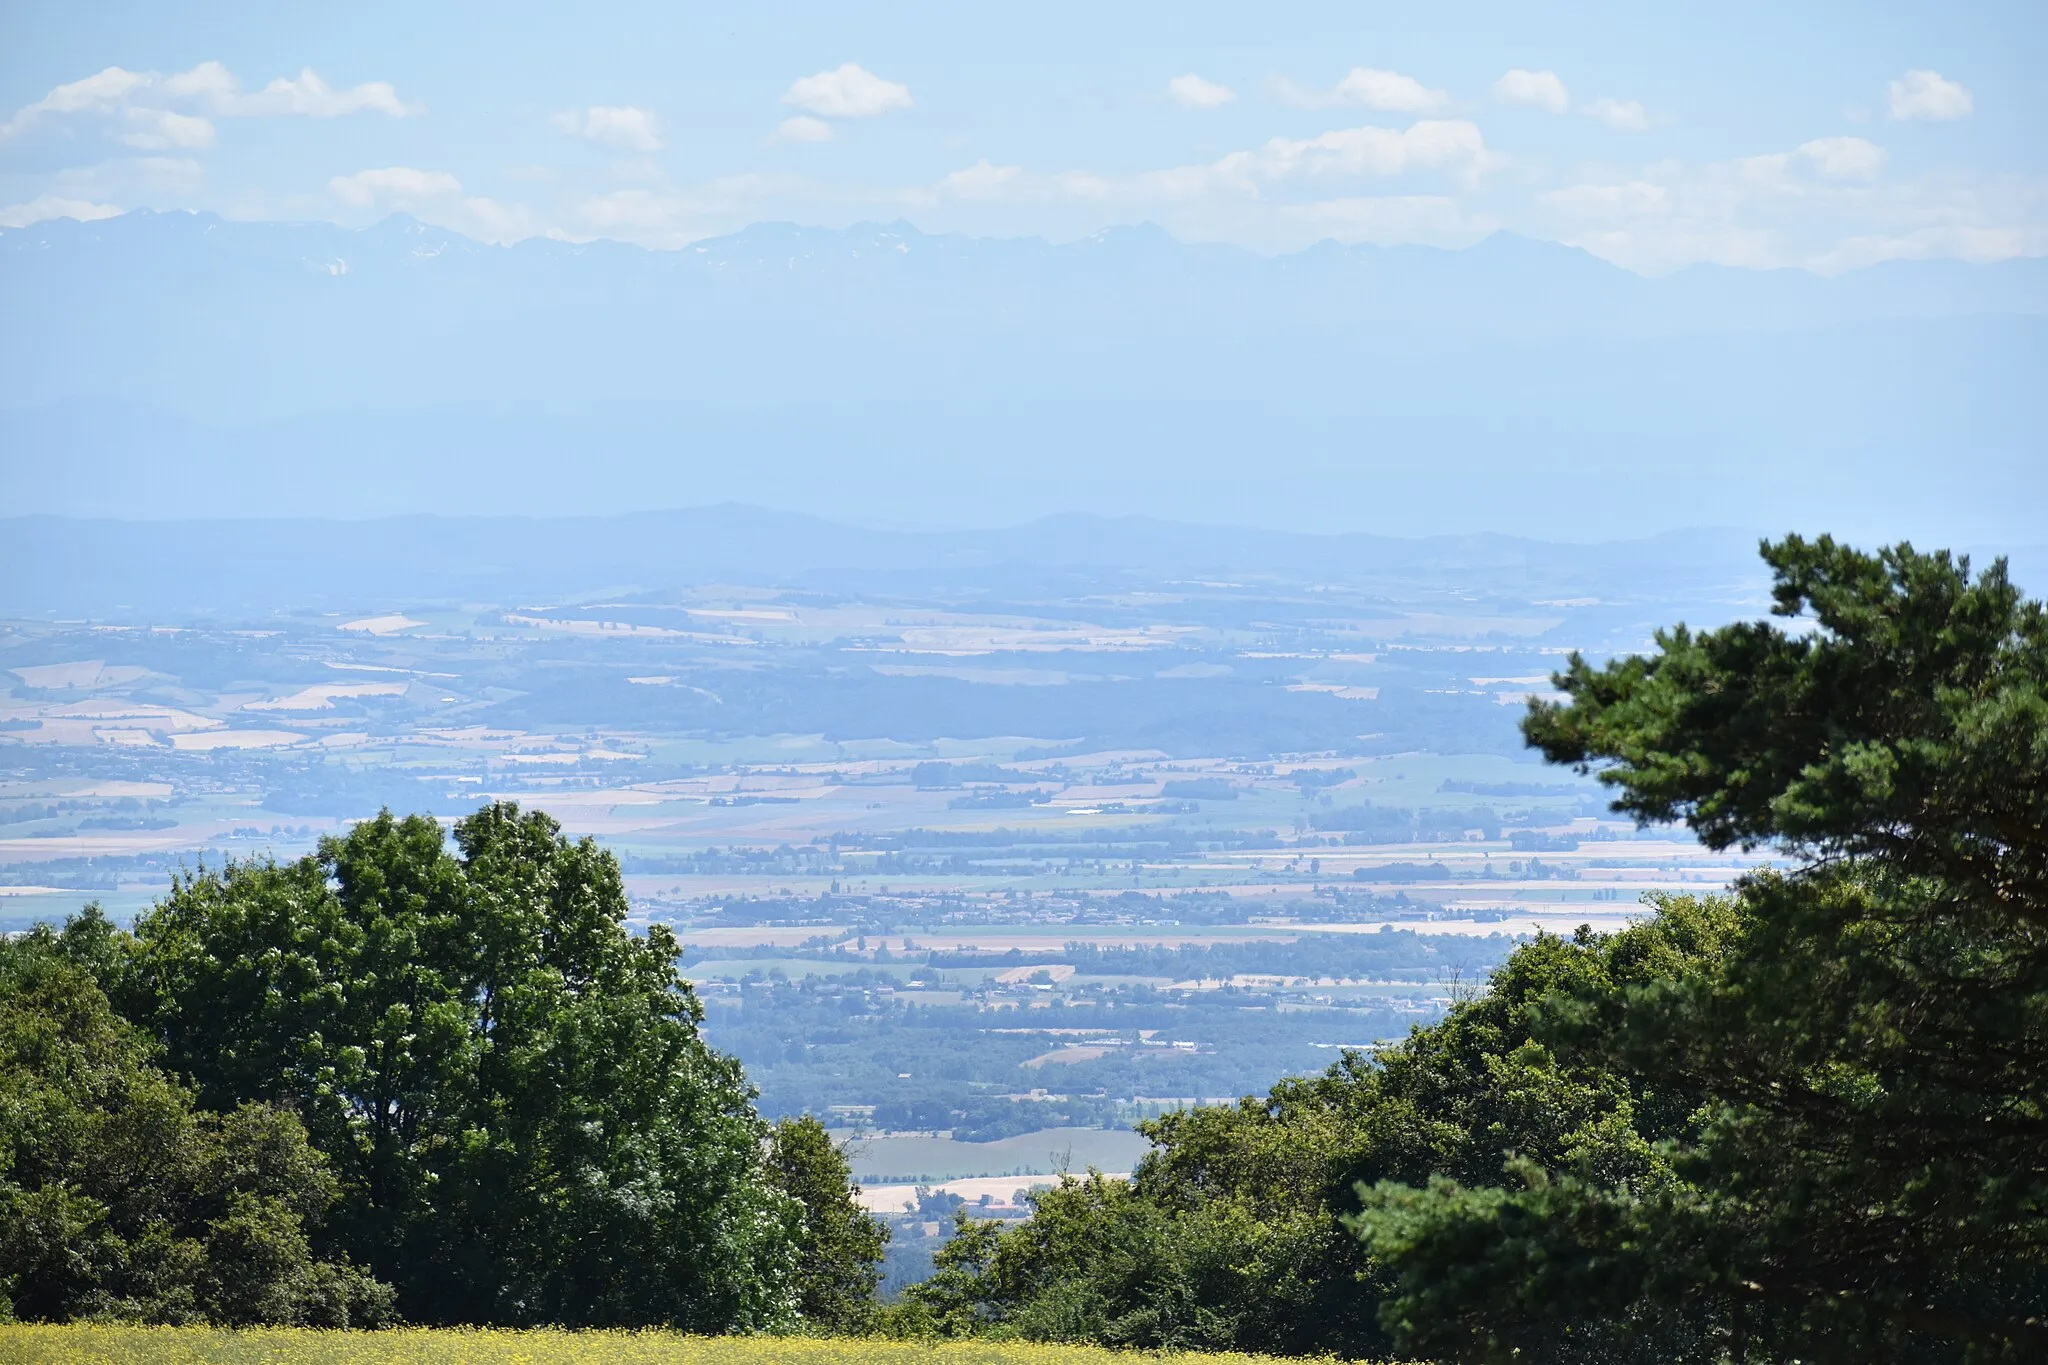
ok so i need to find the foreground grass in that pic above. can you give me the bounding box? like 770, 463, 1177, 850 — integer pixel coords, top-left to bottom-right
0, 1327, 1331, 1365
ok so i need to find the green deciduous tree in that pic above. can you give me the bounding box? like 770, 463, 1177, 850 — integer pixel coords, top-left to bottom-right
0, 928, 389, 1325
767, 1115, 889, 1330
120, 801, 806, 1328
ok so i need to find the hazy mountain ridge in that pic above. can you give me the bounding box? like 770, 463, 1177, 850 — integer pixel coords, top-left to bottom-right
2, 212, 2041, 537
0, 507, 1768, 617
7, 211, 2045, 363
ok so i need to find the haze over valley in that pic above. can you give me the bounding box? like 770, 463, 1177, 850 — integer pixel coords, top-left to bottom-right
2, 4, 2042, 1350
1, 510, 1776, 1223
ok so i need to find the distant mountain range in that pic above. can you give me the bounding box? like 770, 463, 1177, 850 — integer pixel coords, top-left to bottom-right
1, 212, 2041, 538
7, 504, 2040, 632
0, 506, 1781, 618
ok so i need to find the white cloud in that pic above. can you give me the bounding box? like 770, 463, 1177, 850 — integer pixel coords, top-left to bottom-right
0, 193, 123, 228
1041, 114, 2034, 266
233, 68, 417, 118
160, 61, 239, 105
1493, 69, 1569, 114
1714, 136, 1889, 190
1279, 67, 1446, 113
1334, 68, 1446, 112
554, 105, 663, 151
2, 54, 2025, 275
928, 119, 1493, 216
782, 64, 912, 119
940, 159, 1025, 199
1797, 136, 1886, 180
1582, 97, 1649, 132
1887, 69, 1972, 122
1523, 131, 2034, 275
774, 115, 835, 143
326, 166, 538, 243
447, 196, 538, 243
1, 66, 148, 139
1209, 120, 1488, 188
121, 108, 215, 150
0, 61, 417, 145
1813, 224, 2038, 273
328, 166, 463, 207
915, 161, 1122, 207
0, 66, 151, 137
1168, 74, 1236, 110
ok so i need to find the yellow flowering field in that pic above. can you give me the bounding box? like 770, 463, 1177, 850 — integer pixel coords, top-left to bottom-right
0, 1328, 1346, 1365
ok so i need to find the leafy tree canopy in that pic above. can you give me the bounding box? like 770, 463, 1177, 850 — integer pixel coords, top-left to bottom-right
0, 926, 389, 1325
113, 802, 816, 1329
1526, 533, 2047, 921
767, 1115, 890, 1332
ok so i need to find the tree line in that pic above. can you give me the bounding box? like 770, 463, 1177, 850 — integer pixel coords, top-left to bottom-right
4, 534, 2042, 1359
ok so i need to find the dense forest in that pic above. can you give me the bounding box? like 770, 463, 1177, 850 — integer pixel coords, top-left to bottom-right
4, 536, 2042, 1360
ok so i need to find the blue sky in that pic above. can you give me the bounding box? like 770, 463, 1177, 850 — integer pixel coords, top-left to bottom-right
3, 1, 2042, 272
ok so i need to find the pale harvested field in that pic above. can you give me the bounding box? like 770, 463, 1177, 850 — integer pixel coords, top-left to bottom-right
858, 1173, 1067, 1212
338, 615, 427, 634
243, 682, 410, 711
8, 661, 153, 689
1021, 1046, 1115, 1067
171, 730, 312, 751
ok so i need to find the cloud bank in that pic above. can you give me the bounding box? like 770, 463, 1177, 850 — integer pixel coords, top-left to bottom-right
1, 52, 2033, 277
0, 61, 418, 147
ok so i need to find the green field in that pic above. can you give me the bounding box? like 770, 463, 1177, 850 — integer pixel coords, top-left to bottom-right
0, 1328, 1354, 1365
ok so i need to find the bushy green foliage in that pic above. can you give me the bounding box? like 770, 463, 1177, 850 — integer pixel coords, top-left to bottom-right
1357, 537, 2048, 1361
767, 1116, 889, 1331
894, 899, 1734, 1356
0, 929, 389, 1325
1530, 534, 2047, 919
